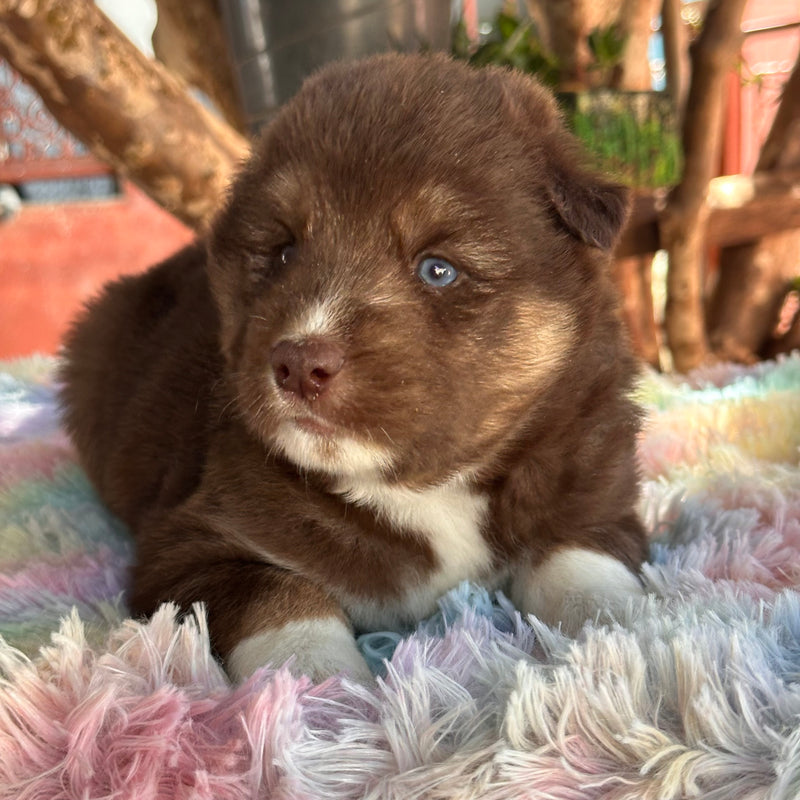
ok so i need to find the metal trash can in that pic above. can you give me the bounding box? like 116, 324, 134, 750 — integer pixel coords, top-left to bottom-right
221, 0, 453, 131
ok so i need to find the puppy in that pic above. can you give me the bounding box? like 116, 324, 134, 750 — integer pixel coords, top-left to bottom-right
59, 53, 647, 683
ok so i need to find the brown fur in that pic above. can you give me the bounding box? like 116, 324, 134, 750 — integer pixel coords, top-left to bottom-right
60, 54, 647, 678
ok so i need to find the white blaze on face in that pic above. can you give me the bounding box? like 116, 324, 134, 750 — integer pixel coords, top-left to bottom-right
267, 298, 396, 477
291, 301, 339, 340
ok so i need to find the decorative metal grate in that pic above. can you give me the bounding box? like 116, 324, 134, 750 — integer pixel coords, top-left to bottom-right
0, 58, 115, 199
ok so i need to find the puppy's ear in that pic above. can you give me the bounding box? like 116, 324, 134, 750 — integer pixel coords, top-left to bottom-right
545, 159, 630, 251
494, 67, 630, 250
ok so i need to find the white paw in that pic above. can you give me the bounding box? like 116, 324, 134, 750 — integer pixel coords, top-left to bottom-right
512, 547, 644, 636
226, 616, 374, 684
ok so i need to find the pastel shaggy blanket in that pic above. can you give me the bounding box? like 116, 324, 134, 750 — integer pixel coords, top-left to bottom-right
2, 355, 800, 800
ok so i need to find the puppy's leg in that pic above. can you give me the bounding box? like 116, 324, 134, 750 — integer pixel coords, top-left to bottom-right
227, 613, 372, 684
130, 522, 372, 684
512, 542, 645, 636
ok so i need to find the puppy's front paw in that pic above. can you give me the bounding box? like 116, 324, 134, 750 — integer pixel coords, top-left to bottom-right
226, 616, 374, 684
512, 547, 644, 636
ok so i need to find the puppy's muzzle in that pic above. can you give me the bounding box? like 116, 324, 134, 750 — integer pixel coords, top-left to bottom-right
270, 339, 345, 402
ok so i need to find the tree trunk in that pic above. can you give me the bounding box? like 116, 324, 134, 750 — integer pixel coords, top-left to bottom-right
0, 0, 249, 230
659, 0, 748, 372
708, 54, 800, 362
610, 0, 661, 92
617, 169, 800, 256
525, 0, 587, 88
707, 233, 797, 362
611, 255, 661, 367
763, 296, 800, 359
525, 0, 658, 90
754, 55, 800, 172
152, 0, 247, 134
661, 0, 689, 119
607, 0, 661, 365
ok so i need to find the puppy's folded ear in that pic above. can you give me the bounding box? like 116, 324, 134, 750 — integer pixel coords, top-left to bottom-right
545, 158, 631, 251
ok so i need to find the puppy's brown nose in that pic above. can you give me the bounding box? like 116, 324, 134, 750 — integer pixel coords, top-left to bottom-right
270, 339, 345, 401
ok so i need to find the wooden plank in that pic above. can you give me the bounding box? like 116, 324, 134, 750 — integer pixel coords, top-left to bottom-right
616, 192, 663, 257
615, 169, 800, 257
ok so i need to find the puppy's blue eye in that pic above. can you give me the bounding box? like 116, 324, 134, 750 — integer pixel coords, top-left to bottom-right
417, 257, 458, 287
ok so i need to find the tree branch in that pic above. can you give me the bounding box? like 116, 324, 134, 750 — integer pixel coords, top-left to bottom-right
707, 53, 800, 361
755, 54, 800, 172
152, 0, 247, 134
0, 0, 249, 230
659, 0, 748, 371
661, 0, 688, 118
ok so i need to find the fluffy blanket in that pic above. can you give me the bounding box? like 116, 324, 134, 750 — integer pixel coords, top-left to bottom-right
2, 355, 800, 800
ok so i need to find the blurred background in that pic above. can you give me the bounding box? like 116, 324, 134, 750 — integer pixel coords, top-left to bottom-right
1, 0, 799, 372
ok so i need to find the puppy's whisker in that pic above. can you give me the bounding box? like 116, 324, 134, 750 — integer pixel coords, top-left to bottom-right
218, 395, 239, 421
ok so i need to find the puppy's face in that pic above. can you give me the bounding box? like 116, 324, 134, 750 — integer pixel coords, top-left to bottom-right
208, 55, 628, 487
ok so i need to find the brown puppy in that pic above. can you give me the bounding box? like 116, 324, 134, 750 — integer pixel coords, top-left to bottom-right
60, 53, 647, 683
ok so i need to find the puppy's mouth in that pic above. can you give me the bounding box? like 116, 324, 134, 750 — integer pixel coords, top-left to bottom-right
270, 415, 394, 479
290, 414, 338, 438
238, 334, 396, 477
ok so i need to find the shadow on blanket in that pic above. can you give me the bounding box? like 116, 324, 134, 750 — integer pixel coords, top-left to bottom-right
2, 355, 800, 799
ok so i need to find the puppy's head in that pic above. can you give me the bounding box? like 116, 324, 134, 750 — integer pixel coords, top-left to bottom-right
208, 54, 629, 486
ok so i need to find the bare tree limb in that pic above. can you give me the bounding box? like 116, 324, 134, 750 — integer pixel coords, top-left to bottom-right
610, 0, 661, 91
152, 0, 247, 134
0, 0, 249, 230
763, 296, 800, 358
661, 0, 688, 118
755, 55, 800, 172
611, 255, 661, 367
659, 0, 748, 371
526, 0, 658, 90
618, 169, 800, 256
707, 53, 800, 362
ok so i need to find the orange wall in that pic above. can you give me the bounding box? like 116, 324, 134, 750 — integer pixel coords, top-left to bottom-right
0, 183, 193, 359
736, 0, 800, 174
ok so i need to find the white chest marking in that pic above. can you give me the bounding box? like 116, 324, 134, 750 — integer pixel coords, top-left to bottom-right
336, 475, 494, 627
